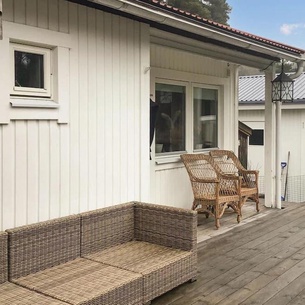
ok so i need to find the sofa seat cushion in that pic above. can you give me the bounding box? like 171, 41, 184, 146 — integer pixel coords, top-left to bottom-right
0, 282, 68, 305
84, 241, 196, 303
12, 258, 142, 305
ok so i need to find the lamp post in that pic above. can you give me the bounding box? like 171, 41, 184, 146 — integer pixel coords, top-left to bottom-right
271, 63, 294, 208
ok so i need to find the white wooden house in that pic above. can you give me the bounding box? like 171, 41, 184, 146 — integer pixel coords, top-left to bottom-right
0, 0, 304, 230
239, 72, 305, 202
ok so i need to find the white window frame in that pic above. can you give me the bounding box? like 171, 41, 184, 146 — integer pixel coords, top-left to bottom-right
152, 75, 221, 165
0, 21, 72, 123
192, 83, 219, 151
11, 43, 52, 98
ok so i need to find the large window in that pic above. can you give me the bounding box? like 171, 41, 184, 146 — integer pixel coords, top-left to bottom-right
155, 83, 186, 154
193, 87, 218, 150
154, 81, 219, 156
11, 43, 51, 98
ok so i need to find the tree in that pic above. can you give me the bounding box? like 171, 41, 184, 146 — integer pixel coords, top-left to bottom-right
165, 0, 231, 25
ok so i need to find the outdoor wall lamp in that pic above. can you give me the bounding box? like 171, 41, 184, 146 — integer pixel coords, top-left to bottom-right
271, 63, 294, 102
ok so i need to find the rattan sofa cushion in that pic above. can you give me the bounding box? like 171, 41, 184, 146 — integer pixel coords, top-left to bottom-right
0, 282, 68, 305
12, 258, 142, 305
85, 240, 196, 303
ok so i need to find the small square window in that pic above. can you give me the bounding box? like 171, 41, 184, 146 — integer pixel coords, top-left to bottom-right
11, 43, 51, 98
249, 129, 264, 145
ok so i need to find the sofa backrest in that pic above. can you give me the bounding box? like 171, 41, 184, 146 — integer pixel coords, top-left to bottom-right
0, 232, 8, 284
81, 202, 134, 255
6, 215, 81, 279
134, 202, 197, 251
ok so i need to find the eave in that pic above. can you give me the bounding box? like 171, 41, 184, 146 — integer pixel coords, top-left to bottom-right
67, 0, 305, 69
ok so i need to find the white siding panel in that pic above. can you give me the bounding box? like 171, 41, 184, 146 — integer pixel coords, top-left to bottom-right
37, 0, 48, 29
78, 6, 89, 212
25, 0, 38, 27
2, 124, 15, 229
38, 121, 50, 221
2, 0, 14, 22
96, 9, 106, 208
59, 126, 70, 217
68, 2, 80, 215
155, 166, 193, 209
50, 122, 60, 219
112, 14, 121, 204
151, 44, 227, 78
14, 0, 26, 24
15, 121, 27, 227
27, 121, 39, 224
48, 0, 59, 32
119, 17, 128, 202
88, 8, 97, 211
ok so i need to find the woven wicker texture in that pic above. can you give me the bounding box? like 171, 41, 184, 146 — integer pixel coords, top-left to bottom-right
85, 240, 196, 303
181, 153, 241, 229
13, 258, 143, 305
134, 202, 197, 251
7, 215, 81, 279
81, 203, 134, 255
210, 150, 259, 212
0, 282, 68, 305
0, 231, 8, 284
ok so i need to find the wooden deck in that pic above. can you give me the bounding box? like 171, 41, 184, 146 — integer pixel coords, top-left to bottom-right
152, 201, 305, 305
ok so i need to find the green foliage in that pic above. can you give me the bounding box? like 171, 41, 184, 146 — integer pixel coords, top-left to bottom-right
166, 0, 231, 25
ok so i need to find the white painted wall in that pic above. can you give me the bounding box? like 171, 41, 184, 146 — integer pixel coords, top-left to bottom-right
0, 0, 240, 229
150, 44, 239, 209
0, 0, 150, 230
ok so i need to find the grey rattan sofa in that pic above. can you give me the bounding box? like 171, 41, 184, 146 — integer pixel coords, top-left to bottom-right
3, 202, 197, 305
81, 202, 197, 304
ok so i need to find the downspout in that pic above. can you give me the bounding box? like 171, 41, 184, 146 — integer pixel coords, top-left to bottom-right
0, 0, 3, 40
289, 61, 305, 79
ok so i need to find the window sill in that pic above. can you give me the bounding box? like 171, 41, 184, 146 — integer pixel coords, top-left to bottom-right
155, 154, 184, 165
10, 97, 59, 108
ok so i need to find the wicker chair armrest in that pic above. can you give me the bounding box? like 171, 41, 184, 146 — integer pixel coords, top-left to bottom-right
134, 202, 197, 252
192, 177, 219, 184
219, 174, 241, 181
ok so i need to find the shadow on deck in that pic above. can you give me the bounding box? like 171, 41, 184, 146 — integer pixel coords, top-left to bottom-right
152, 200, 305, 305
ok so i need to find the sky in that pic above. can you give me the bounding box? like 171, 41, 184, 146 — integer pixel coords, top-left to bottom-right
226, 0, 305, 50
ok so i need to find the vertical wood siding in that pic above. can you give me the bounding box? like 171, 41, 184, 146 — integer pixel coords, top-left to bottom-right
0, 0, 149, 230
151, 44, 227, 78
155, 166, 193, 209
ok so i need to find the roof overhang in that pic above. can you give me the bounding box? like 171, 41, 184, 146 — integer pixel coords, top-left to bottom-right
69, 0, 305, 69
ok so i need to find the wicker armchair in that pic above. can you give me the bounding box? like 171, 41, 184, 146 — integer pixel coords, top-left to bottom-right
181, 153, 242, 229
210, 150, 259, 213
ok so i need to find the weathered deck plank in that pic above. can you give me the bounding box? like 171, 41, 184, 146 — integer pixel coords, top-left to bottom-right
152, 202, 305, 305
